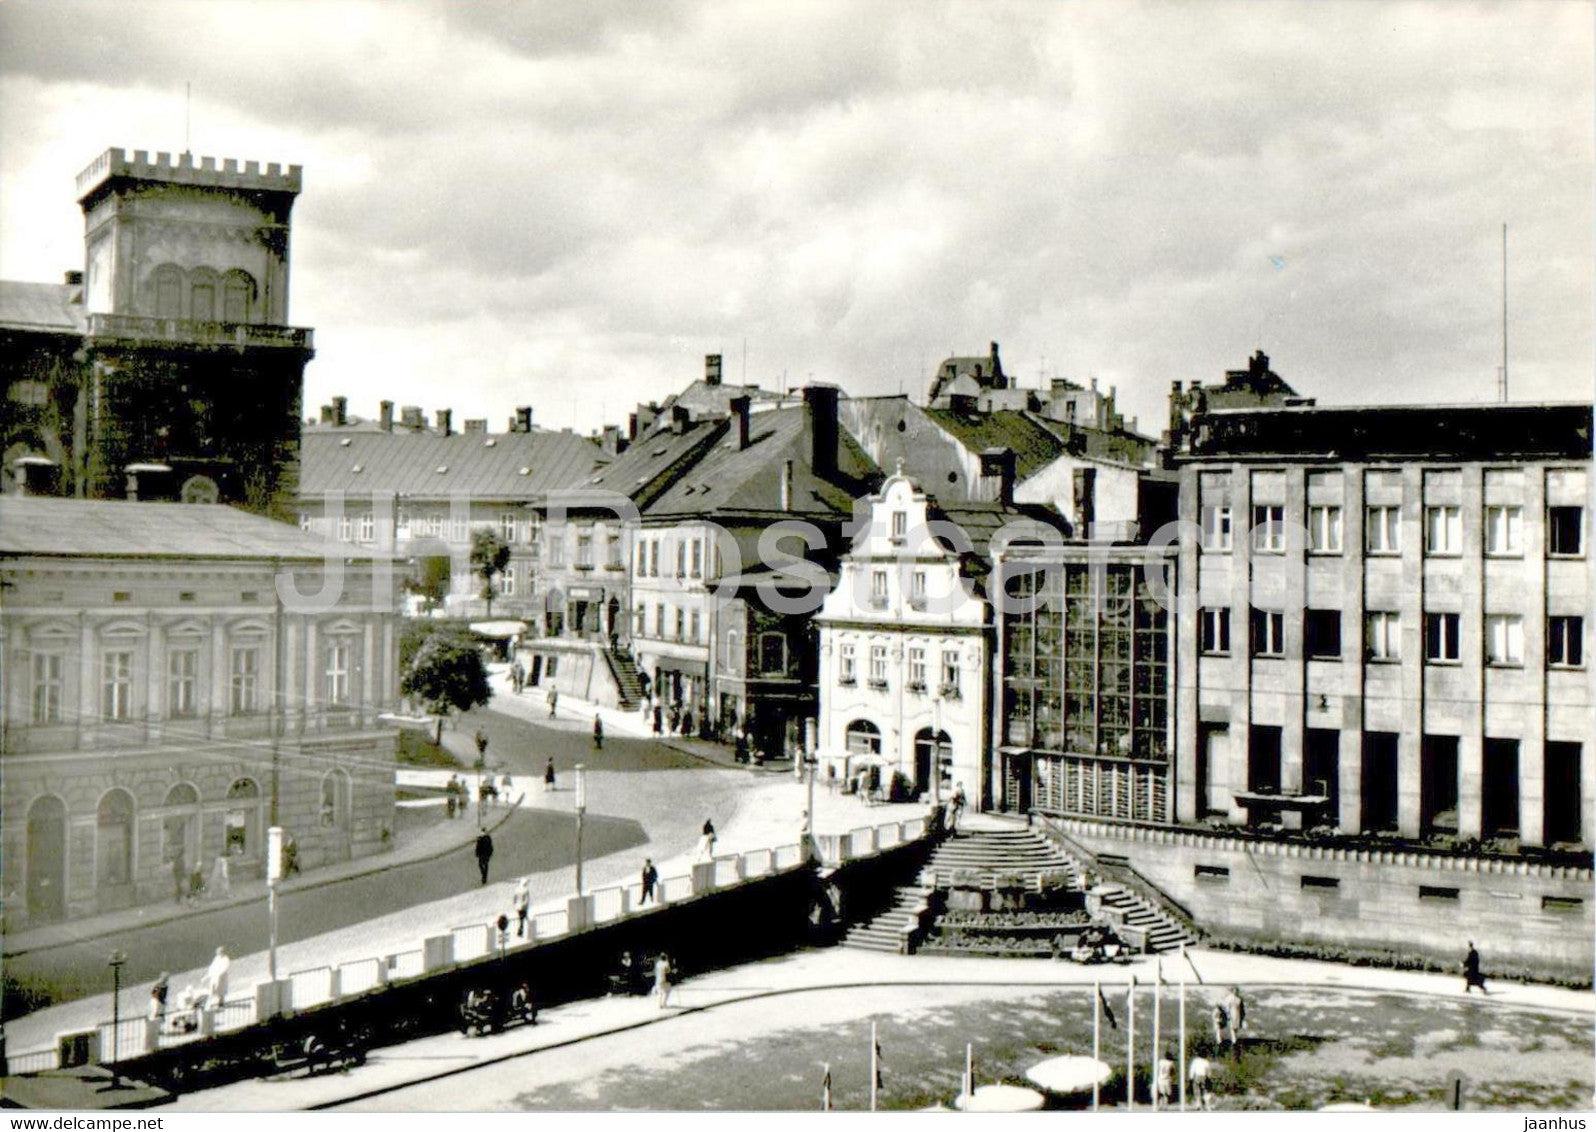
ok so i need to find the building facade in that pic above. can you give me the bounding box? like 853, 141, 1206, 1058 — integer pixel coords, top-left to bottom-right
1168, 399, 1594, 851
2, 148, 315, 519
0, 498, 401, 928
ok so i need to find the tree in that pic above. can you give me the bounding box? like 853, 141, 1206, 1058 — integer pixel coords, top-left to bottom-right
401, 624, 492, 744
471, 529, 512, 617
405, 555, 452, 613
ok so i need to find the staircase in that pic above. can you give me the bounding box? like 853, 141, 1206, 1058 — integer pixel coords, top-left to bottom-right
603, 648, 645, 711
1092, 883, 1198, 954
919, 828, 1085, 893
841, 885, 934, 953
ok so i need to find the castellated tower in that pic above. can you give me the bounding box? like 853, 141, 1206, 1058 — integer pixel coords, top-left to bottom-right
75, 148, 314, 518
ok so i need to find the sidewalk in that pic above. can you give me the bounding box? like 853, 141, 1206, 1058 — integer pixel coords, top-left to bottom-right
170, 941, 1596, 1111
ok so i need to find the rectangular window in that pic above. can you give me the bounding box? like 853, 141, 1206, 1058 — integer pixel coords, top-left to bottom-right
359, 512, 376, 543
607, 533, 623, 568
546, 538, 565, 568
326, 643, 351, 706
940, 650, 960, 697
1301, 875, 1341, 891
890, 511, 907, 541
1305, 609, 1342, 659
674, 609, 685, 641
1424, 612, 1461, 663
496, 567, 516, 595
839, 643, 857, 685
1549, 616, 1584, 668
31, 653, 64, 725
102, 650, 134, 721
1200, 607, 1230, 655
1486, 614, 1524, 666
1194, 864, 1230, 881
908, 647, 927, 688
1252, 504, 1284, 553
689, 609, 701, 643
1418, 885, 1460, 902
911, 571, 927, 601
633, 605, 645, 635
1484, 505, 1522, 556
168, 647, 199, 717
654, 604, 665, 636
649, 541, 660, 577
1366, 505, 1401, 555
1201, 505, 1233, 551
1543, 896, 1584, 913
450, 515, 467, 543
637, 542, 648, 574
231, 646, 260, 714
690, 539, 702, 578
870, 569, 888, 608
1250, 609, 1284, 658
1365, 611, 1401, 662
1308, 505, 1343, 553
1424, 505, 1461, 556
1549, 506, 1584, 556
337, 515, 352, 542
576, 533, 593, 568
501, 513, 517, 543
676, 542, 686, 578
869, 645, 888, 687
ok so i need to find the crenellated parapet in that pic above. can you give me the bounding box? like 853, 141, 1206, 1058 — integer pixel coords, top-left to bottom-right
77, 147, 302, 203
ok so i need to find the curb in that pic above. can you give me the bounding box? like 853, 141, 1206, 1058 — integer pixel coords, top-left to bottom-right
4, 801, 526, 961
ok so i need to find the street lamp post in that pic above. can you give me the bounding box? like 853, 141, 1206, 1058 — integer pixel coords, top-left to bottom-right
474, 729, 490, 825
573, 764, 586, 896
107, 950, 127, 1088
931, 695, 944, 811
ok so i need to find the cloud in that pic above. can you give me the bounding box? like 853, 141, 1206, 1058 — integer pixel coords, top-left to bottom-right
0, 0, 1588, 436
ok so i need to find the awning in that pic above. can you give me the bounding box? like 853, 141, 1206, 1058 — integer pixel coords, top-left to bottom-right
469, 620, 528, 639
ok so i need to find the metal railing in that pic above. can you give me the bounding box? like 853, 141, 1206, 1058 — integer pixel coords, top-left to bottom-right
451, 924, 492, 962
290, 966, 336, 1010
339, 957, 382, 996
387, 949, 424, 981
6, 1048, 61, 1075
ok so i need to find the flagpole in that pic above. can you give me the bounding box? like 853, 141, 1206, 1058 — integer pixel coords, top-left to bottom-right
965, 1042, 974, 1101
1126, 977, 1136, 1112
1178, 945, 1189, 1111
870, 1021, 878, 1112
1152, 957, 1162, 1111
1092, 979, 1101, 1111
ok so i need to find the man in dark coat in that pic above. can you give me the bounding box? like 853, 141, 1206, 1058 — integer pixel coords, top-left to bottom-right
1463, 941, 1486, 994
593, 715, 604, 749
640, 858, 659, 905
475, 828, 494, 886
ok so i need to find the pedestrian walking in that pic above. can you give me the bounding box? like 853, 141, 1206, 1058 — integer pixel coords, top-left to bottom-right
1156, 1048, 1176, 1108
1225, 986, 1247, 1047
205, 946, 231, 1006
1188, 1054, 1213, 1110
548, 688, 559, 717
695, 818, 717, 862
512, 662, 525, 693
653, 952, 672, 1009
544, 757, 557, 792
640, 858, 659, 905
593, 714, 604, 749
283, 833, 300, 876
1463, 941, 1486, 994
682, 708, 695, 737
512, 876, 531, 938
149, 972, 170, 1025
1211, 1002, 1230, 1050
652, 705, 663, 734
445, 785, 457, 820
949, 780, 967, 832
475, 827, 495, 886
171, 854, 186, 905
210, 854, 231, 897
501, 773, 514, 801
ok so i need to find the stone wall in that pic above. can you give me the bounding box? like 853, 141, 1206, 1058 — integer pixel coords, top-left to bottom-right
1053, 817, 1593, 982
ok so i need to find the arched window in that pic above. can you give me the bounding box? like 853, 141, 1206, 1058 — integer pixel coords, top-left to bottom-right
223, 270, 256, 323
97, 788, 135, 888
320, 768, 351, 829
759, 632, 787, 675
913, 728, 953, 795
189, 268, 219, 322
845, 719, 882, 756
225, 778, 260, 857
162, 782, 201, 869
153, 264, 183, 318
27, 795, 68, 922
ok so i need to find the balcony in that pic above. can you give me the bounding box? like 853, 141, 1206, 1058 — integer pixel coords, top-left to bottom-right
938, 683, 962, 700
867, 677, 889, 691
87, 312, 314, 352
907, 680, 927, 695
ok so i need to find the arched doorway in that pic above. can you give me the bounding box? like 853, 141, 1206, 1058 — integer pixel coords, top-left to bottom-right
96, 788, 136, 909
320, 769, 353, 862
225, 778, 261, 859
27, 795, 67, 923
845, 719, 881, 756
162, 783, 201, 877
913, 728, 953, 797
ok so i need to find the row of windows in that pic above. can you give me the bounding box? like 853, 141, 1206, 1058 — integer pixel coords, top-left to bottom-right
634, 536, 717, 580
549, 529, 623, 570
150, 264, 258, 323
1200, 504, 1583, 558
634, 603, 704, 644
28, 642, 359, 726
1199, 608, 1584, 668
837, 643, 962, 696
867, 567, 933, 608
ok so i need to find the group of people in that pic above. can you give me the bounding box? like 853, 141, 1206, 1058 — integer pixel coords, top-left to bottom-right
610, 950, 676, 1008
147, 947, 233, 1036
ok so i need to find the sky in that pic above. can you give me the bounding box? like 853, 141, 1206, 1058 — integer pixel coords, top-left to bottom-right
1, 0, 1591, 435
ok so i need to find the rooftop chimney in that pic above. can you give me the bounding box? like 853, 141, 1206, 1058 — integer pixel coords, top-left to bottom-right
332, 396, 348, 427
463, 418, 488, 433
380, 400, 394, 432
802, 384, 840, 480
436, 409, 453, 437
979, 447, 1017, 506
400, 405, 424, 431
63, 270, 83, 286
671, 404, 692, 433
514, 406, 533, 433
705, 354, 723, 386
730, 394, 752, 450
319, 404, 334, 424
780, 459, 794, 511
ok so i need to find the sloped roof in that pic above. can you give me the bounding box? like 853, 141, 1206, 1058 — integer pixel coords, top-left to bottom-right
931, 500, 1071, 562
640, 405, 878, 520
575, 418, 728, 508
922, 408, 1069, 480
656, 379, 789, 427
299, 429, 605, 501
0, 281, 85, 335
0, 497, 378, 559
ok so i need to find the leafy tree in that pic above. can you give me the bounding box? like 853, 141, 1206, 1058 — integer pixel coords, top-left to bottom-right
405, 555, 452, 613
471, 529, 512, 617
401, 624, 492, 743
